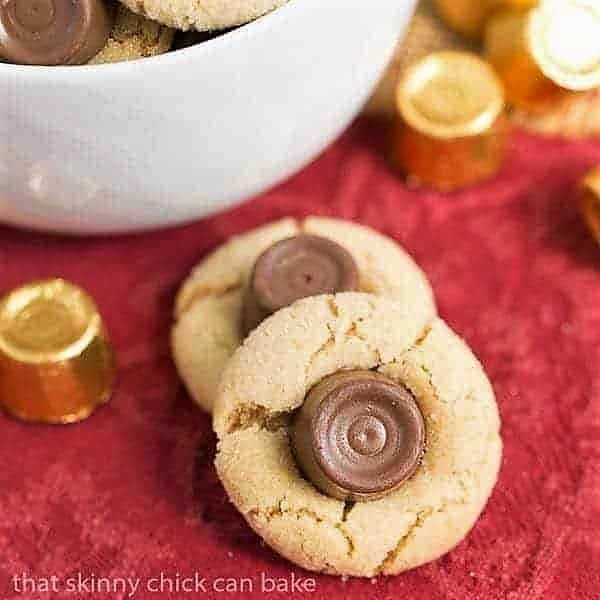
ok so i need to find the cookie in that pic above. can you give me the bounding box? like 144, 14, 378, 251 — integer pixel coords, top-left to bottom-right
0, 1, 173, 65
120, 0, 287, 32
172, 217, 436, 413
213, 293, 502, 576
90, 5, 174, 65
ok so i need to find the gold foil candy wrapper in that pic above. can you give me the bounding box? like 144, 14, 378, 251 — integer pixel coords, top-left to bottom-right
365, 0, 474, 120
580, 168, 600, 243
436, 0, 538, 38
485, 0, 600, 112
0, 279, 114, 424
391, 51, 507, 191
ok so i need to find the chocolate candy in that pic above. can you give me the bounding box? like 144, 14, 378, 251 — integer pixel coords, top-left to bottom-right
291, 370, 425, 501
0, 0, 113, 65
242, 235, 359, 334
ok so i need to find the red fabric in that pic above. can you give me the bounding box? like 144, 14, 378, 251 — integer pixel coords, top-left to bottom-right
0, 121, 599, 600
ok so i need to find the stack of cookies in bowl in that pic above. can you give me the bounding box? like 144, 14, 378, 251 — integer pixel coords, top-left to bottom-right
0, 0, 285, 65
172, 217, 502, 577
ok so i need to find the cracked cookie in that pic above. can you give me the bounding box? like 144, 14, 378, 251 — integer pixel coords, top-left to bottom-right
120, 0, 288, 32
172, 217, 436, 413
213, 293, 502, 576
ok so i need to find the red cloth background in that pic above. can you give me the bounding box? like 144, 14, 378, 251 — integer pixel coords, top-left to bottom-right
0, 121, 599, 600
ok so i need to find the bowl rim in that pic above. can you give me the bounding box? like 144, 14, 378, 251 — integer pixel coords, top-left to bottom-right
0, 0, 298, 77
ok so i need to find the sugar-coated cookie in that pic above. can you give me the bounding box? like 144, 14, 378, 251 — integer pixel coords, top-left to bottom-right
120, 0, 287, 32
172, 217, 436, 413
90, 5, 174, 64
213, 293, 501, 576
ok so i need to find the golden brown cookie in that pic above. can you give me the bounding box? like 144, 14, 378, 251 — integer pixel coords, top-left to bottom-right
120, 0, 288, 32
214, 293, 502, 576
172, 217, 436, 413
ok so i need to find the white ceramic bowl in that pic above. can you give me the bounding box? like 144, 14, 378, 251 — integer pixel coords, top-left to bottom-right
0, 0, 416, 234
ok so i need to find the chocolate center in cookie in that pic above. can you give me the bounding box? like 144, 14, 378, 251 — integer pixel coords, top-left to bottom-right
0, 0, 113, 65
291, 370, 425, 501
348, 415, 387, 456
242, 235, 359, 334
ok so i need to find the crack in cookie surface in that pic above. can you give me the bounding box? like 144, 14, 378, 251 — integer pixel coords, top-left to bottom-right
249, 497, 356, 562
342, 500, 356, 522
224, 403, 291, 435
176, 280, 243, 319
377, 507, 435, 574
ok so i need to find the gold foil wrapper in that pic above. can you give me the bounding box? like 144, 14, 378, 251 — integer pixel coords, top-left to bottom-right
580, 168, 600, 243
485, 0, 600, 112
0, 279, 114, 424
530, 0, 600, 91
365, 0, 475, 120
436, 0, 538, 38
391, 51, 507, 191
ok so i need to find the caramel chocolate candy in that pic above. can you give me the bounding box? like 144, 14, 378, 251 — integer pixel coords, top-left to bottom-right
242, 235, 359, 334
485, 1, 600, 112
0, 0, 113, 65
0, 279, 114, 424
292, 370, 425, 501
391, 51, 507, 191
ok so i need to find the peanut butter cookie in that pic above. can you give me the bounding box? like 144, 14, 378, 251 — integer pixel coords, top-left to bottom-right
172, 217, 436, 413
214, 293, 501, 576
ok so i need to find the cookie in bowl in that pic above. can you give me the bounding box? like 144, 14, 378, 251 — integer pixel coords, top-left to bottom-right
172, 217, 436, 413
0, 0, 173, 65
91, 5, 174, 64
213, 293, 502, 576
121, 0, 288, 32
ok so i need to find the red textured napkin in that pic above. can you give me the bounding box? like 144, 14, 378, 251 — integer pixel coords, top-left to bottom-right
0, 121, 599, 600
